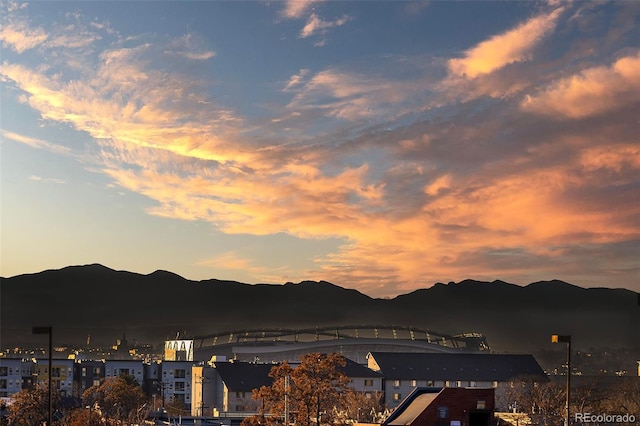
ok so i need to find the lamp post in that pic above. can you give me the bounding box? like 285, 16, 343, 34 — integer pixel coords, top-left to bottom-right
552, 334, 571, 426
32, 326, 53, 426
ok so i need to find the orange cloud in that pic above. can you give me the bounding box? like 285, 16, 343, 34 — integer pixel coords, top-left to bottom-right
0, 21, 48, 53
282, 0, 321, 19
3, 6, 638, 297
448, 8, 562, 78
521, 52, 640, 118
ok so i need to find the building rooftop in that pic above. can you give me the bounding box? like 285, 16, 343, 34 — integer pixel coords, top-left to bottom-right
368, 352, 546, 382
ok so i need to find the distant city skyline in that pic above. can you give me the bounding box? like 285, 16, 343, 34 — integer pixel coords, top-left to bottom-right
1, 1, 638, 297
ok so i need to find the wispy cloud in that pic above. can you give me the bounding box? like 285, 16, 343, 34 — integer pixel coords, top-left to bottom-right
448, 7, 563, 78
1, 129, 73, 156
0, 21, 48, 53
285, 68, 419, 121
28, 175, 66, 184
2, 3, 638, 296
300, 13, 350, 39
165, 33, 215, 61
283, 69, 310, 91
281, 0, 322, 19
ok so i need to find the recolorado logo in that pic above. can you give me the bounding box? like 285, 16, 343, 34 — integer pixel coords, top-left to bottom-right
575, 412, 637, 424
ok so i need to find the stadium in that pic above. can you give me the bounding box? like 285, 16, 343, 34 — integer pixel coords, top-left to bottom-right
185, 325, 490, 363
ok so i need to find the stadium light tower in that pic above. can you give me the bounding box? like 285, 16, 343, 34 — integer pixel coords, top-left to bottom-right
552, 334, 571, 426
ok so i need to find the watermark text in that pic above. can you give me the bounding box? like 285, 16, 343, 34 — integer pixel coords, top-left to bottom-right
575, 412, 636, 424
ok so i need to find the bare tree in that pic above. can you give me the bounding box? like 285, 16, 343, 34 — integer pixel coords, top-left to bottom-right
244, 353, 351, 426
7, 383, 62, 426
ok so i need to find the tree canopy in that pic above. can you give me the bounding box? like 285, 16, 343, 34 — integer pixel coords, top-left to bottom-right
7, 382, 62, 426
244, 353, 353, 426
82, 375, 148, 424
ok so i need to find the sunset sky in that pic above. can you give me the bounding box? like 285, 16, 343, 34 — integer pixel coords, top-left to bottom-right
1, 0, 638, 297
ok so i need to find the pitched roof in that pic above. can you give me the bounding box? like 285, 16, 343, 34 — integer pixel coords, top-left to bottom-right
342, 358, 383, 378
368, 352, 546, 382
385, 388, 441, 425
214, 362, 276, 392
384, 387, 496, 426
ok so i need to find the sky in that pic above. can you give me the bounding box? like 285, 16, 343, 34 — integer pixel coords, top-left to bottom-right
1, 1, 638, 298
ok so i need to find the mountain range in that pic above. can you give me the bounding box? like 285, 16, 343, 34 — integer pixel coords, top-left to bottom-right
1, 264, 638, 353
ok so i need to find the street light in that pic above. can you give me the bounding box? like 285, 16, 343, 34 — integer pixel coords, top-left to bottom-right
551, 334, 571, 426
32, 326, 53, 426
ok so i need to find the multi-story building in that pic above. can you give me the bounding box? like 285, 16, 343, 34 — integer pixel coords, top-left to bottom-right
144, 360, 162, 408
74, 359, 105, 396
342, 358, 384, 396
164, 339, 194, 361
0, 359, 27, 398
35, 359, 75, 397
212, 361, 275, 415
367, 352, 546, 408
104, 359, 145, 384
191, 358, 384, 418
161, 360, 194, 409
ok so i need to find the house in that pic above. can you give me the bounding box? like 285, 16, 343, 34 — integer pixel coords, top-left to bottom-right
367, 352, 546, 408
383, 387, 495, 426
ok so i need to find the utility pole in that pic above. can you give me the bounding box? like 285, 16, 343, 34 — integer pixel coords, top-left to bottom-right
197, 373, 209, 420
284, 375, 290, 426
33, 327, 52, 426
552, 334, 571, 426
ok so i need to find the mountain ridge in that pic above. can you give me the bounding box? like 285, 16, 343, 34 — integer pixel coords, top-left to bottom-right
1, 264, 638, 353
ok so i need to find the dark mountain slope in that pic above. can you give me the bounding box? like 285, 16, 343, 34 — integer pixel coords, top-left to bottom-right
1, 265, 637, 352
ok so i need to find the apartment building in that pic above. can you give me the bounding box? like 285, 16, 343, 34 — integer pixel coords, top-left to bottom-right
367, 352, 546, 408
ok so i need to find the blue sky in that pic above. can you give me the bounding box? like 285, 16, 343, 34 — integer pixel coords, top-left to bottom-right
1, 0, 638, 297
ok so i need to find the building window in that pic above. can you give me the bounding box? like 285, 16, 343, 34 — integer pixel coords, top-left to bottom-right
236, 391, 246, 398
426, 380, 434, 387
0, 367, 7, 376
393, 379, 400, 387
393, 393, 402, 401
410, 380, 417, 387
175, 382, 185, 392
437, 406, 449, 419
364, 379, 373, 386
175, 369, 186, 379
470, 381, 477, 387
365, 392, 372, 399
0, 379, 6, 389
